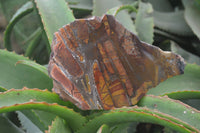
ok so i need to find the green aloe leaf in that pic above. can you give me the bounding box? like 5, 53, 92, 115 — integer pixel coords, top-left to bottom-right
182, 0, 200, 39
0, 88, 71, 107
67, 0, 138, 12
171, 42, 200, 65
93, 0, 121, 16
16, 60, 49, 76
135, 1, 154, 44
76, 106, 198, 133
34, 0, 75, 45
0, 49, 52, 90
194, 0, 200, 9
3, 89, 56, 132
3, 1, 34, 51
110, 122, 137, 133
1, 0, 45, 59
17, 110, 56, 132
0, 115, 25, 133
166, 91, 200, 100
153, 11, 193, 36
107, 5, 137, 16
0, 86, 7, 92
67, 0, 92, 11
97, 124, 110, 133
0, 103, 85, 132
46, 116, 72, 133
0, 89, 87, 131
24, 27, 43, 57
17, 111, 43, 133
138, 95, 200, 131
148, 0, 173, 12
153, 28, 191, 49
29, 110, 56, 129
67, 0, 92, 18
29, 33, 50, 64
147, 64, 200, 97
93, 0, 137, 34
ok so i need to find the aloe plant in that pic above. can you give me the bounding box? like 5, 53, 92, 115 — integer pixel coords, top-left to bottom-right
0, 0, 200, 132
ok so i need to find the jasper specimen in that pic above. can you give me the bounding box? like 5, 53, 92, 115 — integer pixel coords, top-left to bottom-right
48, 14, 185, 110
